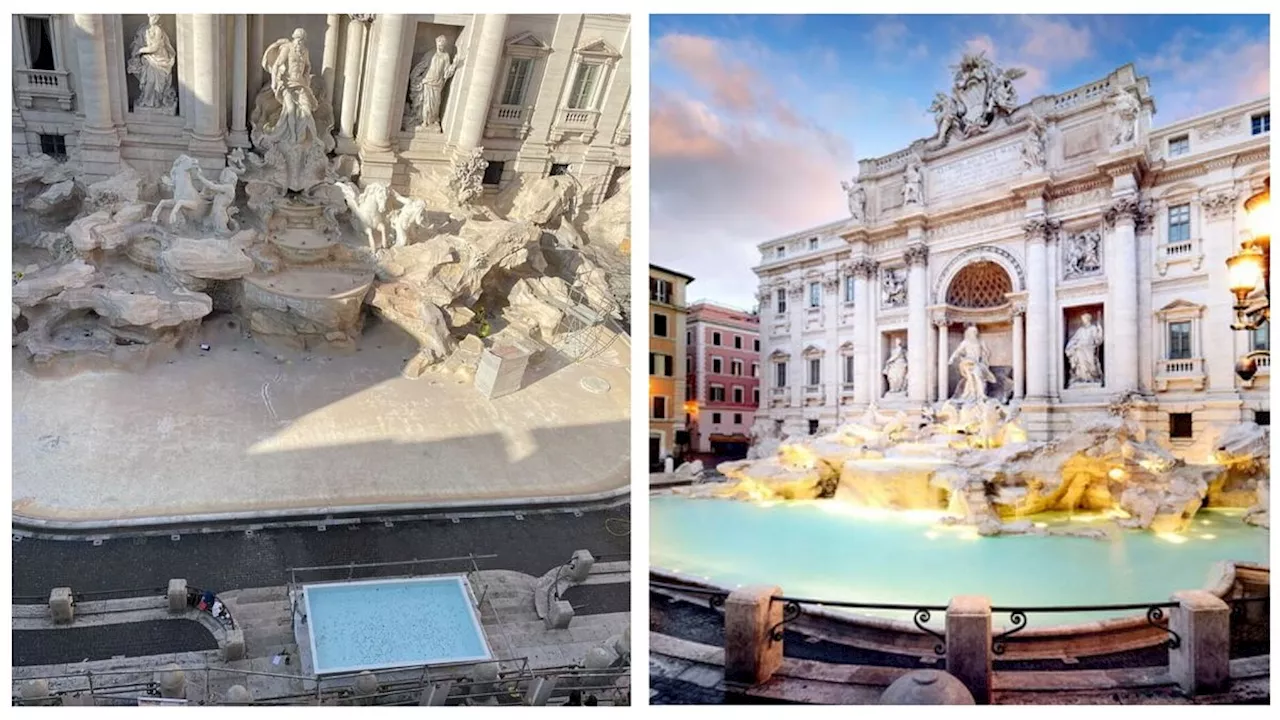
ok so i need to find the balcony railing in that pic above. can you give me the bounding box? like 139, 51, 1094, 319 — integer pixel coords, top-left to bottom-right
770, 387, 788, 398
1163, 240, 1194, 257
552, 107, 602, 143
16, 68, 74, 111
1155, 357, 1206, 391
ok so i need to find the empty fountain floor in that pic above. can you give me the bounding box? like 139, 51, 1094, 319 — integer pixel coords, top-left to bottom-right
12, 317, 630, 526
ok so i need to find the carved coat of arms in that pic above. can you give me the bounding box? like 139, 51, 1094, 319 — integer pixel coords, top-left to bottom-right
930, 52, 1025, 145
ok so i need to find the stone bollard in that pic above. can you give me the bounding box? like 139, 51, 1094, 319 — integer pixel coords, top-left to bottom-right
49, 587, 74, 624
524, 676, 558, 706
1169, 590, 1231, 696
419, 680, 454, 706
157, 664, 186, 700
470, 662, 500, 696
354, 671, 379, 705
566, 549, 595, 583
723, 585, 783, 686
224, 685, 253, 705
221, 628, 246, 661
880, 669, 975, 705
664, 457, 675, 474
167, 579, 188, 613
546, 599, 574, 629
20, 679, 53, 706
945, 595, 992, 705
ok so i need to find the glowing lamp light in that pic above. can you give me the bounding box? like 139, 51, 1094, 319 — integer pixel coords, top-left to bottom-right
1244, 178, 1271, 245
1226, 244, 1266, 303
1107, 467, 1127, 481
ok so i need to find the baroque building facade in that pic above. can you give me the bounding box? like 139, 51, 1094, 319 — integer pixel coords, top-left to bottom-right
12, 13, 630, 206
754, 59, 1270, 461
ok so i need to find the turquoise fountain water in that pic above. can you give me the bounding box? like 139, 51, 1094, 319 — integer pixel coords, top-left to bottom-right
651, 495, 1268, 628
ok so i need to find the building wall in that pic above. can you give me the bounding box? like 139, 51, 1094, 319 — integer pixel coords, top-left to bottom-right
754, 63, 1270, 461
649, 266, 693, 465
12, 13, 630, 206
687, 303, 760, 453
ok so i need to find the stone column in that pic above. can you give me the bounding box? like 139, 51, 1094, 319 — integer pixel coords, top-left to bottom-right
453, 14, 508, 151
358, 14, 409, 152
229, 15, 249, 148
1024, 220, 1053, 399
824, 271, 841, 425
321, 14, 342, 103
788, 281, 805, 410
851, 258, 876, 407
71, 14, 120, 180
357, 14, 409, 186
188, 14, 226, 162
1012, 307, 1026, 399
936, 317, 949, 401
724, 585, 783, 686
339, 15, 372, 140
1168, 590, 1230, 696
945, 595, 993, 705
1105, 196, 1143, 393
905, 241, 930, 403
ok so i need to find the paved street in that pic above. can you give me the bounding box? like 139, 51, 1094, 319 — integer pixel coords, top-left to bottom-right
13, 508, 631, 600
14, 620, 219, 667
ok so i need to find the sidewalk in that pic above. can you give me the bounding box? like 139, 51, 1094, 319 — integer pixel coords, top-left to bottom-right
12, 320, 630, 528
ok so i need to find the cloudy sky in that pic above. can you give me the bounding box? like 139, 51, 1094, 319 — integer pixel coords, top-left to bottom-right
650, 14, 1270, 309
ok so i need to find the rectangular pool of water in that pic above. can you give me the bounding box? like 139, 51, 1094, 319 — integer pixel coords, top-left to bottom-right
302, 576, 491, 675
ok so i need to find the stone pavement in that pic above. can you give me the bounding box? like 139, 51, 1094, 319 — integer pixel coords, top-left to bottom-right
12, 318, 630, 526
13, 508, 630, 597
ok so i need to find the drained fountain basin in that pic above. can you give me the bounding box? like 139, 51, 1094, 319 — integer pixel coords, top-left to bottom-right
302, 576, 491, 675
651, 495, 1268, 628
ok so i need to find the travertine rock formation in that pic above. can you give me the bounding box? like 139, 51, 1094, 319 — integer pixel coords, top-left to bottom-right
689, 400, 1267, 536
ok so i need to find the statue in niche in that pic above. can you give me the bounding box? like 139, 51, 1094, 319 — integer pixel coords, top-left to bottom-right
882, 268, 907, 308
1021, 113, 1047, 171
262, 29, 321, 146
1065, 312, 1104, 385
948, 325, 996, 402
1108, 87, 1141, 149
408, 36, 464, 131
901, 156, 923, 207
127, 14, 178, 113
882, 337, 908, 394
841, 178, 866, 223
1063, 230, 1102, 279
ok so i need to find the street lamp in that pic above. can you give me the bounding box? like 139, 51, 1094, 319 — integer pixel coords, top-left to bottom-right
1229, 177, 1270, 381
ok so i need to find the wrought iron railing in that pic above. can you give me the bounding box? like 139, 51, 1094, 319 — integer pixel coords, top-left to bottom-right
770, 595, 949, 655
989, 602, 1181, 655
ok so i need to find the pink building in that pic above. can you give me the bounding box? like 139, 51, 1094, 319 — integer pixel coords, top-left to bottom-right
686, 302, 761, 456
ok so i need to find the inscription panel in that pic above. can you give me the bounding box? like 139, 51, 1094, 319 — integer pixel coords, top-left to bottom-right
1062, 124, 1101, 160
928, 142, 1021, 196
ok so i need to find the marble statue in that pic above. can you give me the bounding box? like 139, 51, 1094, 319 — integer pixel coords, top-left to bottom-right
195, 160, 243, 235
1021, 113, 1047, 171
262, 29, 321, 146
1065, 313, 1104, 385
902, 156, 923, 207
841, 178, 866, 222
336, 181, 391, 252
127, 14, 177, 113
882, 268, 907, 307
948, 325, 996, 402
448, 148, 489, 209
1109, 88, 1140, 149
409, 36, 463, 131
151, 155, 209, 228
1063, 230, 1102, 279
929, 92, 958, 141
389, 190, 430, 247
883, 337, 908, 394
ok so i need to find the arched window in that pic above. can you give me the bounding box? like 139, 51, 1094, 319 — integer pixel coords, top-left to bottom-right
946, 261, 1013, 308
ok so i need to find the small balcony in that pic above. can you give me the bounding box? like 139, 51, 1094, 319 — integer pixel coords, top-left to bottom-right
1155, 357, 1206, 392
16, 68, 74, 111
803, 384, 826, 405
487, 104, 532, 139
551, 107, 602, 143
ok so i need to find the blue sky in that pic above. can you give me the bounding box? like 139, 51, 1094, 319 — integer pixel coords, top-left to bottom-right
650, 14, 1270, 309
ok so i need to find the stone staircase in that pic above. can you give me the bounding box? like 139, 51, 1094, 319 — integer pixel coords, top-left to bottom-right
218, 587, 296, 661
